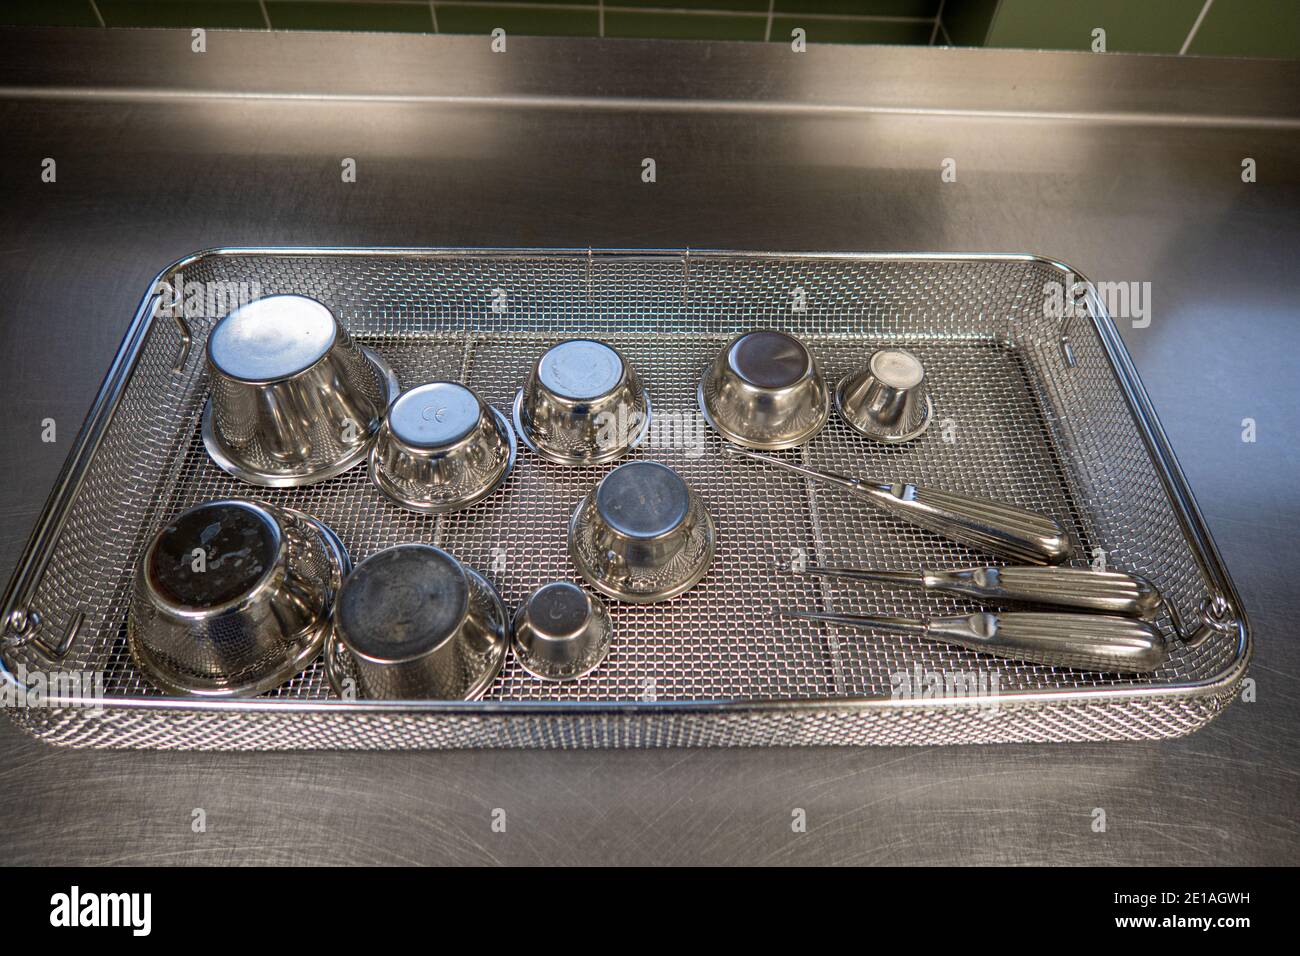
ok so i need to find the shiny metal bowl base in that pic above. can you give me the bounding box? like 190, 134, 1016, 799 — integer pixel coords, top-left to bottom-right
127, 499, 349, 698
568, 460, 716, 604
513, 339, 652, 465
511, 581, 613, 681
697, 329, 829, 450
368, 382, 516, 514
201, 295, 400, 487
325, 544, 508, 701
836, 347, 933, 443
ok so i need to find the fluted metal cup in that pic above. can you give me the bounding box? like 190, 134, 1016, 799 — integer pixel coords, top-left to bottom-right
202, 295, 399, 486
698, 329, 829, 449
568, 460, 716, 604
368, 382, 516, 514
326, 544, 508, 701
513, 339, 651, 465
511, 581, 613, 681
127, 499, 349, 697
836, 347, 933, 442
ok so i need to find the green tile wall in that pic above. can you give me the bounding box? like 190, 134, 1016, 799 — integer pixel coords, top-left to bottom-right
938, 0, 995, 46
613, 0, 768, 13
604, 11, 766, 41
453, 0, 596, 5
0, 0, 102, 27
980, 0, 1205, 54
1186, 0, 1300, 59
774, 0, 937, 15
2, 0, 1296, 57
944, 0, 1300, 59
96, 0, 266, 29
436, 5, 599, 37
770, 15, 933, 45
266, 2, 432, 32
0, 0, 942, 44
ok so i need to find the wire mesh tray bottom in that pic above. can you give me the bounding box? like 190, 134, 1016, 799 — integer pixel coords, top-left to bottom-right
3, 251, 1245, 748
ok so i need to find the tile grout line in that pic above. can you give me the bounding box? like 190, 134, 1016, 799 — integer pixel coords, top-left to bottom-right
1179, 0, 1214, 56
984, 0, 1002, 46
87, 0, 105, 28
928, 0, 945, 46
764, 0, 774, 44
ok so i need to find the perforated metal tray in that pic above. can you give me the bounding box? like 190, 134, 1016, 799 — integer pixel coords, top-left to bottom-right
0, 249, 1249, 749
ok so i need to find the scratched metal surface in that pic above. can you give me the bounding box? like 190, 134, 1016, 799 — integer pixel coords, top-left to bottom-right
0, 30, 1296, 862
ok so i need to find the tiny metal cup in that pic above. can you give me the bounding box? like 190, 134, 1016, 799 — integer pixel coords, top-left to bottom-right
513, 339, 651, 465
368, 381, 516, 514
202, 295, 399, 486
511, 581, 613, 681
568, 460, 716, 604
698, 329, 829, 449
836, 347, 933, 442
327, 544, 508, 701
127, 499, 349, 698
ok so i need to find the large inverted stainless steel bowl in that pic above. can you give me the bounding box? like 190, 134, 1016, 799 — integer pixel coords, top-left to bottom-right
202, 295, 399, 486
128, 499, 348, 697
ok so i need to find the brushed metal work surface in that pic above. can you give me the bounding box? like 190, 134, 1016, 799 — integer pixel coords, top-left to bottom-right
0, 29, 1296, 862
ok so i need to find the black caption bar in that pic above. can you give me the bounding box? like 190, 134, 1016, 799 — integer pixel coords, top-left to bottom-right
0, 866, 1281, 941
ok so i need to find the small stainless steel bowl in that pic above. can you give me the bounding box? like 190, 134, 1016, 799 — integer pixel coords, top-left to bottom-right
513, 339, 651, 465
325, 544, 508, 700
202, 295, 399, 487
836, 347, 933, 443
368, 382, 516, 514
698, 329, 829, 449
127, 499, 348, 698
511, 581, 613, 681
568, 460, 716, 604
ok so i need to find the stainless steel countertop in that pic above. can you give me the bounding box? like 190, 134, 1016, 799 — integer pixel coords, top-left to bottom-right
1, 27, 1296, 865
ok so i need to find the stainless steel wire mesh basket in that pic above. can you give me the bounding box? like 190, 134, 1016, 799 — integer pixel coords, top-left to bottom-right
0, 249, 1249, 749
